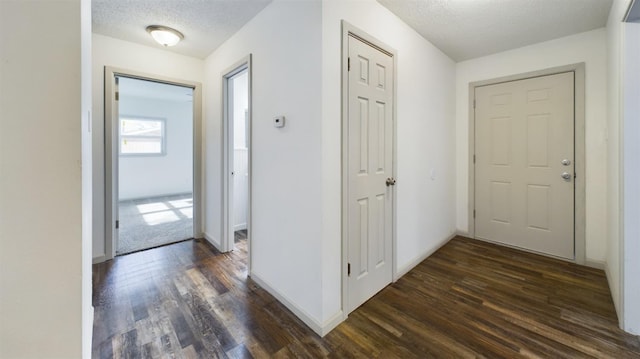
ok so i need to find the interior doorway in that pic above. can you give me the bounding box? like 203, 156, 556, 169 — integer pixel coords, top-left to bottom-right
115, 77, 194, 255
104, 68, 203, 259
223, 56, 252, 255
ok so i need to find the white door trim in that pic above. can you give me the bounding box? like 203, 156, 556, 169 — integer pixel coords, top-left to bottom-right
467, 63, 586, 265
221, 55, 252, 270
341, 21, 398, 318
104, 67, 203, 260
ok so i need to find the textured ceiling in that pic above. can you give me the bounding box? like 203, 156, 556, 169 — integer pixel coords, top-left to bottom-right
92, 0, 272, 59
377, 0, 613, 61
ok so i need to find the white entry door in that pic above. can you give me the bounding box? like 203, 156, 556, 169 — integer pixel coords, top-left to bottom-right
346, 35, 394, 313
475, 72, 575, 259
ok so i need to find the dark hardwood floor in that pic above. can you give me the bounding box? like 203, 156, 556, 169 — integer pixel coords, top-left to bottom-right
92, 236, 640, 358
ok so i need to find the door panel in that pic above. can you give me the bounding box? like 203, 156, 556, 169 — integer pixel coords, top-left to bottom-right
475, 72, 574, 259
347, 35, 394, 313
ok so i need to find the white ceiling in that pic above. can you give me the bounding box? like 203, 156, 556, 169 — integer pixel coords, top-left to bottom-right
92, 0, 272, 59
93, 0, 613, 62
376, 0, 613, 61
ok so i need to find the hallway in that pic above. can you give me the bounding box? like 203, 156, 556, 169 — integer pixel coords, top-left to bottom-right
92, 236, 640, 358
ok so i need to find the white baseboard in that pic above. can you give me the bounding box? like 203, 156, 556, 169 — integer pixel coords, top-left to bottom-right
203, 232, 222, 252
604, 264, 625, 327
92, 254, 107, 264
585, 259, 606, 270
394, 232, 457, 281
233, 223, 247, 231
250, 272, 342, 337
320, 310, 345, 336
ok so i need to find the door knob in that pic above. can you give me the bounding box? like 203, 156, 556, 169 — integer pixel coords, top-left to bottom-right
561, 159, 571, 166
561, 172, 572, 181
386, 178, 396, 186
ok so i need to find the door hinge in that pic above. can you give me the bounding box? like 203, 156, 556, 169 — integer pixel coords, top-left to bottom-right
473, 154, 476, 164
347, 263, 351, 277
473, 210, 476, 219
473, 99, 476, 109
115, 220, 119, 229
115, 91, 119, 101
348, 57, 351, 71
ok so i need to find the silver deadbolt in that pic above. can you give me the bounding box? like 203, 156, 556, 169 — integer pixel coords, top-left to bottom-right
561, 172, 572, 181
561, 159, 571, 166
386, 178, 396, 186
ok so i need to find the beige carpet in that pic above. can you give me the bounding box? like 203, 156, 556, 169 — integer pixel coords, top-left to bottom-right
117, 193, 193, 255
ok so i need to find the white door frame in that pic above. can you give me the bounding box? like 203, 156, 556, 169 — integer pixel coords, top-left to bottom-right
221, 55, 252, 262
467, 63, 586, 265
341, 21, 398, 317
104, 67, 203, 260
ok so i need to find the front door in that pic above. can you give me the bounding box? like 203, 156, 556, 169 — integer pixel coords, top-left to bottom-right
474, 72, 575, 259
346, 35, 394, 313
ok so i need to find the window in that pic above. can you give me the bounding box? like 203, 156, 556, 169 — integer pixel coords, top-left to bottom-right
120, 117, 165, 155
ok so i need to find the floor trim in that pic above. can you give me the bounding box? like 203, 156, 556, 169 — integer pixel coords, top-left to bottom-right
394, 232, 457, 281
250, 272, 329, 337
204, 232, 222, 252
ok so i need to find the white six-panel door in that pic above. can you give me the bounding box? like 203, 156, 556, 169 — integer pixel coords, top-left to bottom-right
347, 35, 394, 313
475, 72, 575, 259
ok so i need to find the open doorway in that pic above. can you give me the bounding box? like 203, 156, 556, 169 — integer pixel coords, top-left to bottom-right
116, 77, 194, 255
223, 57, 252, 255
104, 68, 203, 259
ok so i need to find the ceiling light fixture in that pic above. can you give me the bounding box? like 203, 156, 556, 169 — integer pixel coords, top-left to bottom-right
146, 25, 184, 47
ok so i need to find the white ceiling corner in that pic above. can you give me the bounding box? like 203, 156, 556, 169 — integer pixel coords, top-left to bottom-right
92, 0, 273, 59
376, 0, 613, 62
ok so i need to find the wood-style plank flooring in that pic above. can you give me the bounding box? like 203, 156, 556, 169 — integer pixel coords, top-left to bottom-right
92, 235, 640, 358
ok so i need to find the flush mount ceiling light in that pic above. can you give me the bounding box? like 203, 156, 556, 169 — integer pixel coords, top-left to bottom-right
146, 25, 184, 47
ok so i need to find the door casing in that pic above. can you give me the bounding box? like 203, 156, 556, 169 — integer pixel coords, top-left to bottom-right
468, 63, 586, 265
341, 21, 398, 319
104, 67, 203, 260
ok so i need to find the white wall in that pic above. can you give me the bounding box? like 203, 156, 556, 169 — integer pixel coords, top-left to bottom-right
1, 1, 88, 357
455, 28, 608, 263
622, 21, 640, 335
92, 34, 204, 259
606, 0, 629, 328
203, 0, 325, 327
321, 0, 457, 327
118, 96, 193, 200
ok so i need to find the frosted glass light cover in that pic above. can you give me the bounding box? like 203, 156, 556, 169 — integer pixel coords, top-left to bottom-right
146, 26, 183, 47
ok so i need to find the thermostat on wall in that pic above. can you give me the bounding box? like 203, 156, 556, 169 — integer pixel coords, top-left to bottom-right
274, 116, 285, 128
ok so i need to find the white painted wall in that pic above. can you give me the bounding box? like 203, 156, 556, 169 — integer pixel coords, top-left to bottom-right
455, 29, 608, 263
606, 0, 630, 328
92, 34, 204, 259
204, 0, 324, 326
321, 0, 457, 327
622, 21, 640, 335
1, 1, 88, 357
118, 95, 193, 200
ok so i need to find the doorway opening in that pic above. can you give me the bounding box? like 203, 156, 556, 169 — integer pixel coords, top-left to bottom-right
222, 56, 252, 258
104, 68, 203, 259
